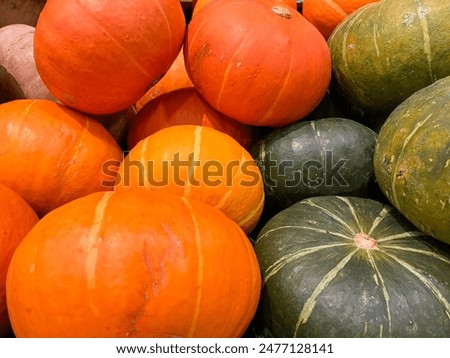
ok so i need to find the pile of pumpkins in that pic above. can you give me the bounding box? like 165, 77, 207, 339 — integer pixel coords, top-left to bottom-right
0, 0, 449, 338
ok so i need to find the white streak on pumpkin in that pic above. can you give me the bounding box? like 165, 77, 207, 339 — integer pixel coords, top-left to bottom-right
390, 113, 433, 209
377, 231, 424, 243
336, 196, 363, 233
415, 2, 434, 82
256, 225, 353, 245
86, 192, 113, 291
366, 250, 392, 337
294, 250, 357, 336
264, 243, 352, 283
182, 198, 204, 337
302, 199, 356, 235
382, 245, 450, 265
184, 126, 202, 197
373, 23, 380, 57
368, 206, 393, 236
383, 251, 450, 320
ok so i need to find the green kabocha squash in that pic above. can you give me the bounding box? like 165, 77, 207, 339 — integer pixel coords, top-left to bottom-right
328, 0, 450, 113
252, 117, 377, 211
373, 76, 450, 245
254, 196, 450, 338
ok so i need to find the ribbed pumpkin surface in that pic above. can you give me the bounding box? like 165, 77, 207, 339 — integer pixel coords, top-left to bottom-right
327, 0, 450, 113
255, 196, 450, 337
6, 190, 261, 337
373, 76, 450, 244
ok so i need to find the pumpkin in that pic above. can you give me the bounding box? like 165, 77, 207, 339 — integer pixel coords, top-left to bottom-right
0, 184, 38, 337
115, 125, 264, 234
184, 0, 331, 127
128, 88, 253, 150
0, 99, 123, 217
0, 24, 54, 104
327, 0, 450, 113
373, 76, 450, 245
302, 0, 379, 40
6, 190, 261, 337
252, 117, 377, 211
0, 0, 46, 28
254, 195, 450, 337
192, 0, 298, 17
33, 0, 186, 115
135, 47, 193, 111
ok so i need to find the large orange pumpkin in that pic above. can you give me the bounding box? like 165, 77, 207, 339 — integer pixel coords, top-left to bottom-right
0, 184, 38, 337
302, 0, 379, 40
33, 0, 186, 115
128, 88, 253, 150
0, 99, 123, 217
6, 190, 261, 337
135, 47, 193, 111
184, 0, 331, 126
115, 125, 264, 233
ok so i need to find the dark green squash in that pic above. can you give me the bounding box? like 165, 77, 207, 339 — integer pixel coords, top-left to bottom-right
254, 195, 450, 338
252, 117, 377, 211
374, 76, 450, 245
327, 0, 450, 114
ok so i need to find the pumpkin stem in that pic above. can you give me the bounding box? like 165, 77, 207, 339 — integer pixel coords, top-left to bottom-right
272, 5, 292, 19
353, 232, 378, 250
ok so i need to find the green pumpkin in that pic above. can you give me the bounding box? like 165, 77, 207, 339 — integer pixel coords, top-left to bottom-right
374, 76, 450, 244
327, 0, 450, 113
252, 117, 377, 211
254, 196, 450, 337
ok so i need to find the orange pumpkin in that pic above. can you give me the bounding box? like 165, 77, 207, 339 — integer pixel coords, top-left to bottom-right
128, 88, 253, 150
0, 184, 38, 337
0, 99, 123, 217
302, 0, 379, 40
192, 0, 298, 17
33, 0, 186, 115
6, 190, 261, 337
185, 0, 331, 127
115, 125, 264, 233
135, 47, 193, 111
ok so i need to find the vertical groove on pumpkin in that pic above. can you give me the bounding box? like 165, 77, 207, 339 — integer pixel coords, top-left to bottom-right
140, 138, 151, 190
215, 34, 254, 111
236, 192, 264, 233
294, 250, 357, 337
183, 126, 202, 197
259, 27, 295, 124
154, 0, 174, 65
85, 192, 113, 292
365, 250, 393, 337
181, 198, 204, 337
77, 4, 153, 81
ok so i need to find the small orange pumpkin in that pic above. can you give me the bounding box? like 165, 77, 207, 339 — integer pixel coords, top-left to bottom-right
135, 47, 193, 111
0, 184, 38, 337
6, 190, 261, 337
302, 0, 379, 40
0, 99, 123, 217
128, 88, 253, 150
33, 0, 186, 114
185, 0, 331, 126
115, 125, 264, 233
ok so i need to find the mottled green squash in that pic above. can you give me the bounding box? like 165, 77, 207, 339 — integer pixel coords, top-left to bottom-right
252, 117, 377, 211
254, 196, 450, 338
328, 0, 450, 113
374, 76, 450, 244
